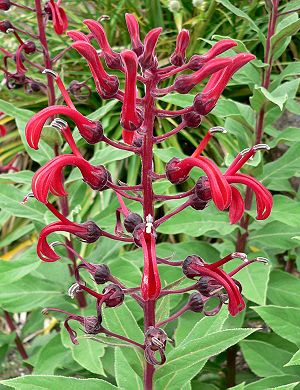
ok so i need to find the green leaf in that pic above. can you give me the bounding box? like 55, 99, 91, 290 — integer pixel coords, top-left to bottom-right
102, 302, 144, 376
0, 224, 33, 249
33, 334, 69, 375
0, 275, 65, 312
250, 86, 288, 112
273, 383, 299, 390
0, 185, 45, 222
253, 306, 300, 347
249, 222, 300, 252
1, 375, 117, 390
157, 203, 237, 237
156, 294, 170, 324
271, 17, 300, 60
224, 256, 270, 305
114, 348, 143, 390
240, 340, 299, 377
286, 350, 300, 366
0, 247, 40, 284
0, 171, 33, 185
61, 323, 105, 376
244, 375, 300, 390
267, 270, 300, 308
156, 328, 256, 380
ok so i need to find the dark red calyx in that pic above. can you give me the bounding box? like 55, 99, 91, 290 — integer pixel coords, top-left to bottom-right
102, 284, 124, 307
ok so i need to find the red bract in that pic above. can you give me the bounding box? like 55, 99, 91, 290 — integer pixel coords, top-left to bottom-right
25, 105, 103, 148
46, 0, 68, 35
32, 154, 110, 203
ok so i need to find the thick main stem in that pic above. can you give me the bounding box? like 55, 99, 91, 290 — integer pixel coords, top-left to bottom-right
142, 78, 156, 390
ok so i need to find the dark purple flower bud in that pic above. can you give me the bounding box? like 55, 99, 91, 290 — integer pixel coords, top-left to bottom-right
196, 276, 222, 297
26, 80, 43, 93
83, 315, 103, 334
132, 136, 143, 148
23, 41, 36, 54
182, 111, 202, 128
0, 0, 10, 11
195, 176, 212, 201
94, 264, 111, 284
75, 221, 102, 243
189, 193, 208, 210
124, 212, 143, 233
144, 326, 167, 366
166, 157, 189, 185
102, 284, 124, 307
69, 80, 92, 101
44, 2, 52, 17
170, 29, 190, 66
182, 255, 205, 278
0, 20, 13, 33
188, 292, 204, 312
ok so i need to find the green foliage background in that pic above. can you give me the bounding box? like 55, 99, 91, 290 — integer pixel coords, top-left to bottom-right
0, 0, 300, 389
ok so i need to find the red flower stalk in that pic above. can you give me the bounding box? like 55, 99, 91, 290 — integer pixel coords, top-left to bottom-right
120, 50, 143, 134
135, 220, 161, 301
45, 0, 68, 35
170, 29, 190, 67
139, 27, 162, 70
25, 105, 103, 148
188, 39, 237, 70
166, 154, 231, 211
71, 41, 119, 99
14, 40, 36, 74
183, 253, 267, 316
125, 13, 144, 56
83, 19, 122, 70
32, 154, 111, 203
193, 53, 256, 115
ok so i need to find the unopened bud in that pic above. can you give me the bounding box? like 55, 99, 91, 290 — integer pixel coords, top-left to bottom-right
94, 264, 111, 284
196, 276, 222, 297
182, 111, 202, 128
182, 255, 204, 278
166, 157, 188, 185
85, 165, 111, 190
188, 292, 204, 312
102, 284, 124, 307
124, 213, 143, 233
83, 315, 102, 334
169, 0, 181, 12
75, 221, 102, 243
24, 41, 36, 54
195, 176, 212, 202
0, 20, 13, 33
0, 0, 10, 11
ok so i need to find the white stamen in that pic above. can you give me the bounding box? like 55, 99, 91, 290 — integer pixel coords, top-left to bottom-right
42, 69, 57, 78
209, 126, 227, 134
145, 214, 153, 233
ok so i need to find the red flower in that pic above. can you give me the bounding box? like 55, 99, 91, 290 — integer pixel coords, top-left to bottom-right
0, 124, 6, 137
83, 19, 122, 70
0, 153, 21, 173
32, 154, 111, 203
170, 29, 190, 67
120, 50, 143, 137
193, 53, 256, 115
25, 105, 103, 148
183, 253, 268, 316
125, 13, 143, 57
37, 218, 102, 262
46, 0, 68, 35
71, 40, 119, 99
134, 219, 161, 301
139, 27, 162, 70
166, 153, 231, 211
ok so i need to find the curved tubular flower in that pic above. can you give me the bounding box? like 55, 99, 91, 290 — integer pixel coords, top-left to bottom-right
193, 53, 256, 115
166, 156, 231, 211
137, 224, 161, 301
37, 220, 102, 262
25, 105, 103, 149
188, 39, 237, 70
170, 29, 190, 67
71, 41, 119, 99
67, 30, 90, 42
139, 27, 162, 70
120, 50, 143, 132
83, 19, 122, 70
32, 154, 110, 203
47, 0, 68, 35
125, 13, 144, 57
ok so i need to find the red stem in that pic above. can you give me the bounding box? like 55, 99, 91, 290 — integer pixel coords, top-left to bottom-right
4, 311, 28, 360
